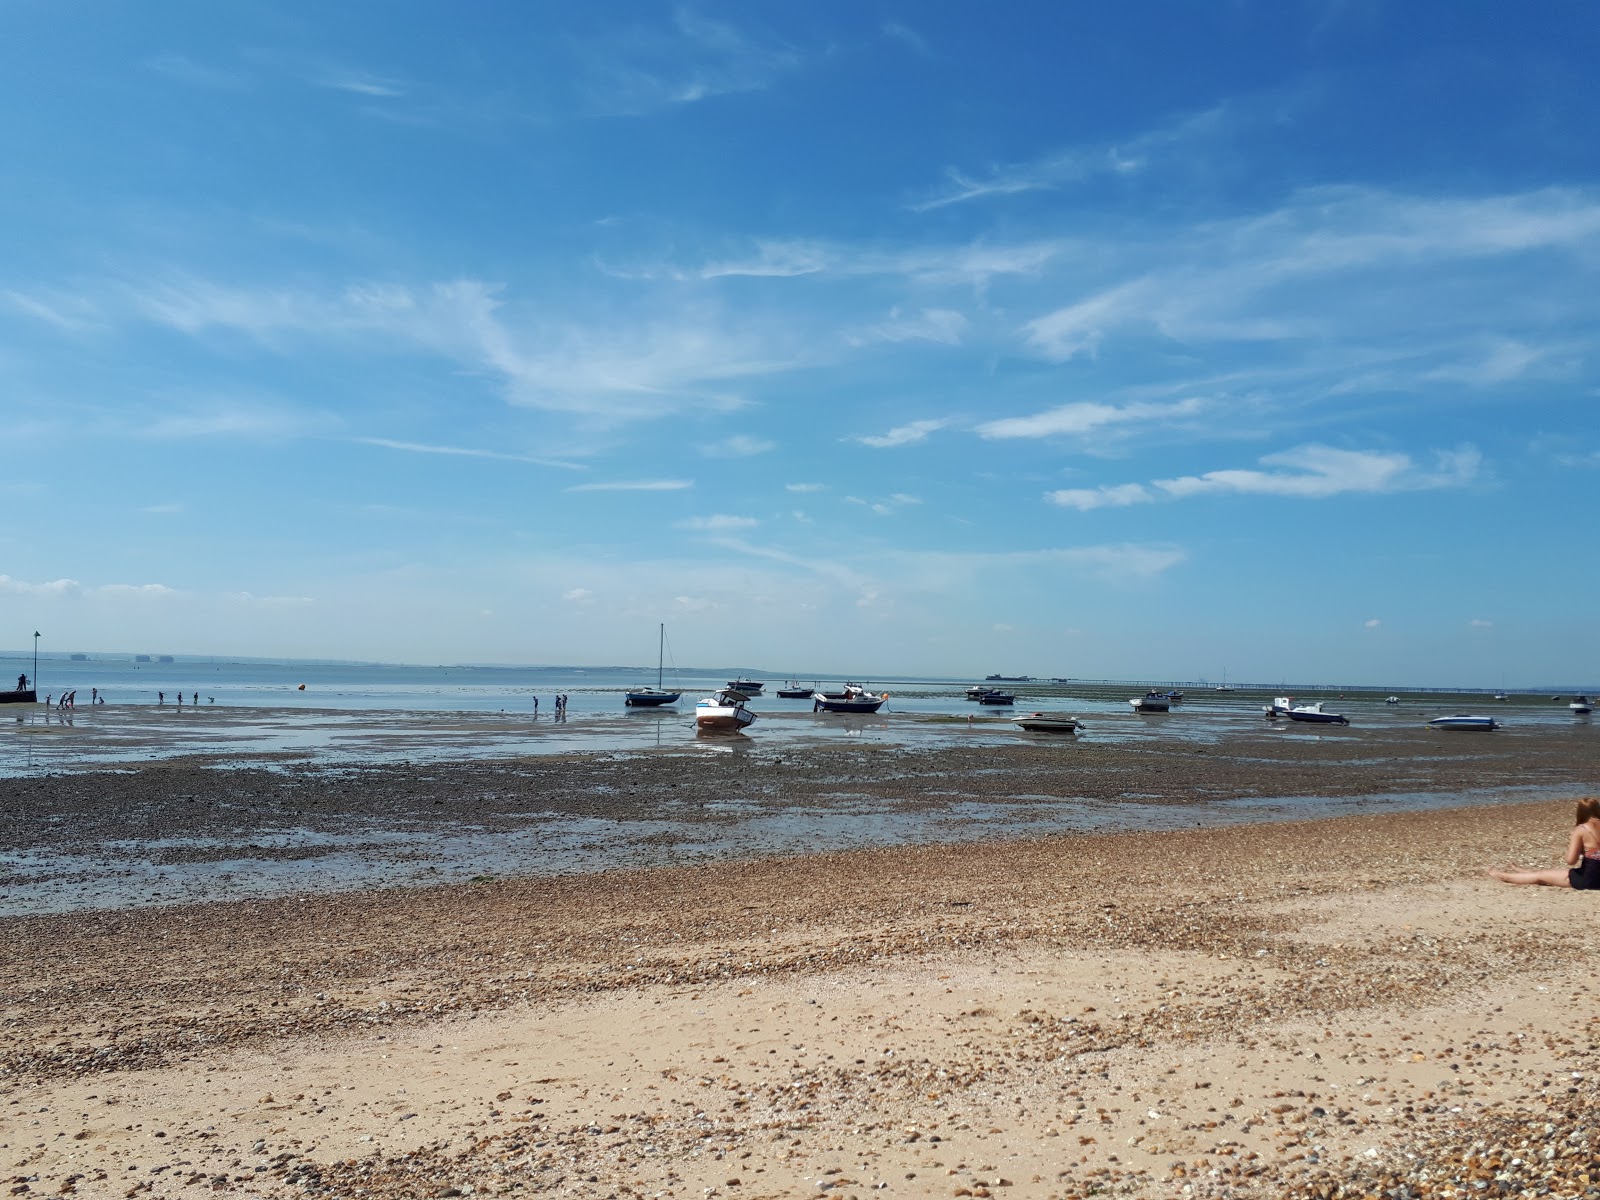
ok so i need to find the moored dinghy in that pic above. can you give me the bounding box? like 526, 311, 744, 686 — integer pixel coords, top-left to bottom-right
1014, 712, 1081, 733
1428, 714, 1500, 731
813, 684, 888, 714
1130, 691, 1170, 713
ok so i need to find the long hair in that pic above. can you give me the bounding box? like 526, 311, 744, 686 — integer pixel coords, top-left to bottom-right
1577, 797, 1600, 824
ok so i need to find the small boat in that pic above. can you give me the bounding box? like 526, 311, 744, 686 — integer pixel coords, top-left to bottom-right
624, 624, 681, 708
1493, 693, 1509, 702
696, 690, 756, 731
964, 685, 991, 700
776, 681, 817, 699
726, 679, 764, 694
978, 690, 1015, 706
1384, 696, 1400, 705
1014, 712, 1081, 733
1284, 701, 1350, 726
1, 688, 37, 705
1162, 690, 1185, 703
1428, 714, 1500, 731
1130, 691, 1170, 713
1572, 696, 1593, 715
813, 685, 888, 714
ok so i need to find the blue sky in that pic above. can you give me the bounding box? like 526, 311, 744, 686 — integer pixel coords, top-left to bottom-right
3, 1, 1598, 685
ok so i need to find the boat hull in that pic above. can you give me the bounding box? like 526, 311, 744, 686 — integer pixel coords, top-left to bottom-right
1014, 714, 1080, 733
775, 688, 813, 699
0, 689, 36, 704
1429, 715, 1499, 731
813, 697, 885, 713
624, 691, 680, 707
1286, 710, 1349, 725
1130, 696, 1169, 713
696, 706, 755, 731
978, 692, 1015, 705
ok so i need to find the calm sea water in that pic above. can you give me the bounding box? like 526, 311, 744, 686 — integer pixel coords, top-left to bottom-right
4, 651, 1590, 778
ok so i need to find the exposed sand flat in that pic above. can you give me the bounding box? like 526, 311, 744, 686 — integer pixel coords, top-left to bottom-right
3, 793, 1598, 1198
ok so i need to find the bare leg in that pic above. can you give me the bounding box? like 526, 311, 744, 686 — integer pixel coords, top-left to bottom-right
1486, 867, 1572, 887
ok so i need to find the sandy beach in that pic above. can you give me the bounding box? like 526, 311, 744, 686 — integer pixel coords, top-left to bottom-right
3, 731, 1598, 1198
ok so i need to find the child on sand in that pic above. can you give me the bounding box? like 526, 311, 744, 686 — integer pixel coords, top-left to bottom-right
1489, 798, 1600, 889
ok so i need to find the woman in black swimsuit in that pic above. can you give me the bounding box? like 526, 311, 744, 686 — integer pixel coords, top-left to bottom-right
1489, 797, 1600, 889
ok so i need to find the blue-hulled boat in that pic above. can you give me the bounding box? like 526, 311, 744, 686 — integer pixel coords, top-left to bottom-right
624, 624, 681, 708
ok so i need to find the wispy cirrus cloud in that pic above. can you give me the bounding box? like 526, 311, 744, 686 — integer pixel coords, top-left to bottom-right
572, 9, 801, 116
910, 101, 1238, 211
847, 492, 921, 516
849, 307, 969, 347
676, 514, 760, 531
1020, 186, 1600, 364
37, 274, 786, 424
317, 70, 406, 98
855, 418, 952, 448
977, 398, 1207, 441
356, 438, 584, 470
1045, 444, 1482, 510
654, 236, 1065, 291
143, 52, 251, 90
699, 434, 775, 458
566, 478, 693, 492
785, 482, 825, 493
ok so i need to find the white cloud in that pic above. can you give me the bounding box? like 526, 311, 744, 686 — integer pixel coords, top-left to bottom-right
103, 275, 786, 422
572, 10, 801, 116
699, 434, 775, 458
357, 438, 584, 470
566, 479, 693, 492
1423, 338, 1552, 386
1364, 618, 1382, 629
1155, 444, 1480, 500
676, 514, 759, 531
1469, 618, 1494, 629
856, 418, 952, 448
318, 70, 406, 98
785, 482, 825, 493
1045, 483, 1156, 511
564, 588, 593, 603
1016, 186, 1600, 368
1047, 444, 1481, 510
910, 101, 1235, 211
978, 398, 1206, 441
851, 307, 969, 346
882, 22, 932, 57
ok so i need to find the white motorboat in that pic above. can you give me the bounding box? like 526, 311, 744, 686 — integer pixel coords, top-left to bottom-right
1014, 712, 1081, 733
1384, 696, 1400, 705
1428, 714, 1500, 731
1285, 700, 1350, 726
1130, 691, 1170, 713
1571, 695, 1593, 715
696, 690, 756, 731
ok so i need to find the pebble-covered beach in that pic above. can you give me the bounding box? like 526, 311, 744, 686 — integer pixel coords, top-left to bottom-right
2, 726, 1598, 1197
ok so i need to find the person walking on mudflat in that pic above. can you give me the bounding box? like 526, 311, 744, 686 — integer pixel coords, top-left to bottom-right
1489, 798, 1600, 889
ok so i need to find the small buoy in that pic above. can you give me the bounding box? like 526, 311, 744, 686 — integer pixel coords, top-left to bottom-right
297, 683, 306, 691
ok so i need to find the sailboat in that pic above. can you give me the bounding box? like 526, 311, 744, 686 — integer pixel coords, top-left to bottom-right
624, 624, 681, 708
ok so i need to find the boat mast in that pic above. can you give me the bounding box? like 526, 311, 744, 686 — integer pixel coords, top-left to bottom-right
657, 623, 664, 689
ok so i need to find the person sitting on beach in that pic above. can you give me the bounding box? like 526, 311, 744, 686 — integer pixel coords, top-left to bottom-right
1488, 798, 1600, 890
